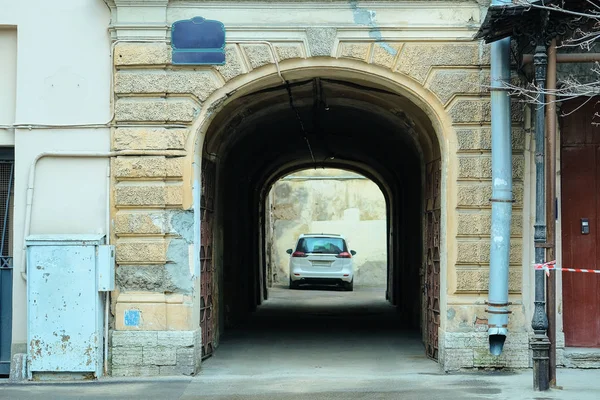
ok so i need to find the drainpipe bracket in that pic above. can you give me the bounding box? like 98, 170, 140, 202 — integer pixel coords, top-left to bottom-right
486, 309, 513, 314
489, 198, 515, 203
489, 86, 512, 92
485, 301, 513, 306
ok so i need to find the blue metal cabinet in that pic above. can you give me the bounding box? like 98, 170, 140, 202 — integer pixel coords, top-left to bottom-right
26, 235, 113, 378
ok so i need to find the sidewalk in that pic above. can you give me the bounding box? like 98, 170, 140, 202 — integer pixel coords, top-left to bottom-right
1, 368, 598, 400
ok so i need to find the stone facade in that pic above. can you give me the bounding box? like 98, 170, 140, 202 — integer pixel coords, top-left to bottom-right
106, 0, 533, 375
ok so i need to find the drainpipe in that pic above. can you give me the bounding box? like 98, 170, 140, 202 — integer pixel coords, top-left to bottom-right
531, 44, 551, 392
545, 39, 557, 388
487, 2, 513, 355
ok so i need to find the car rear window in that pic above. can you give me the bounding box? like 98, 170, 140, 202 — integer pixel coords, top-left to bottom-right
295, 237, 347, 254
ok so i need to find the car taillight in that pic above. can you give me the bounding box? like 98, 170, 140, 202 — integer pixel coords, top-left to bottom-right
292, 251, 307, 257
336, 252, 352, 258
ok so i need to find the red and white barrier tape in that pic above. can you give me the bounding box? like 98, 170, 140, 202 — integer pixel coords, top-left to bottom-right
534, 260, 600, 276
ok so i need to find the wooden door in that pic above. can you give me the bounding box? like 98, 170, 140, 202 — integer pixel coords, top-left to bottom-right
561, 100, 600, 347
425, 159, 441, 359
200, 159, 216, 358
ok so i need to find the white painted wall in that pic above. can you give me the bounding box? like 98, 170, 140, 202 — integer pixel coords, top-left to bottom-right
0, 27, 17, 146
0, 0, 111, 353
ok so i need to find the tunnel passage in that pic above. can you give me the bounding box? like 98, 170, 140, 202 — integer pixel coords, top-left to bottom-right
201, 76, 442, 359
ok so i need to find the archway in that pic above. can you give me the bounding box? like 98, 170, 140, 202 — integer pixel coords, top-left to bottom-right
195, 61, 446, 362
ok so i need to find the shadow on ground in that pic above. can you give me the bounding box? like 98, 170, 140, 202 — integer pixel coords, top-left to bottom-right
200, 285, 435, 378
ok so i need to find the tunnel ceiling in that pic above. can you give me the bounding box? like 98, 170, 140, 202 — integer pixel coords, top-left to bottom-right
204, 77, 441, 198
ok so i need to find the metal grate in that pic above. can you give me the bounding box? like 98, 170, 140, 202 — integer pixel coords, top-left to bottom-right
0, 158, 13, 375
0, 161, 14, 258
425, 159, 441, 361
200, 159, 216, 359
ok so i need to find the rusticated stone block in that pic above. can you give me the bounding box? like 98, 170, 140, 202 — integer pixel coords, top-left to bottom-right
114, 42, 171, 66
113, 128, 188, 151
112, 331, 159, 347
456, 211, 523, 237
115, 183, 183, 207
442, 349, 474, 371
449, 99, 491, 123
480, 42, 491, 65
167, 71, 221, 102
114, 71, 222, 102
396, 43, 479, 83
457, 182, 523, 208
166, 157, 184, 178
143, 347, 177, 366
114, 156, 167, 179
371, 43, 402, 69
115, 211, 167, 236
114, 156, 184, 180
458, 155, 524, 180
166, 185, 183, 206
455, 268, 522, 293
116, 241, 167, 264
275, 44, 304, 61
157, 331, 195, 347
339, 42, 370, 61
111, 328, 201, 376
116, 184, 165, 207
115, 98, 198, 123
116, 265, 166, 292
428, 70, 484, 105
456, 240, 522, 265
241, 44, 274, 69
216, 44, 246, 81
473, 348, 529, 368
456, 127, 525, 152
306, 27, 336, 57
111, 347, 143, 366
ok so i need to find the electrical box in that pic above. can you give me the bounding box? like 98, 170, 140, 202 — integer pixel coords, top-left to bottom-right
26, 234, 113, 379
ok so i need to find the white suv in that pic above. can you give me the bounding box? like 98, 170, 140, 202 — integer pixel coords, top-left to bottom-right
287, 234, 356, 291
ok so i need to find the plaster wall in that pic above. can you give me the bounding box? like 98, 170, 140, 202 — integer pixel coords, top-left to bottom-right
0, 0, 111, 356
267, 169, 387, 286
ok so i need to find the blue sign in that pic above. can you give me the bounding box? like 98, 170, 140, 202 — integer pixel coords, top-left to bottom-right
124, 309, 140, 327
172, 17, 226, 65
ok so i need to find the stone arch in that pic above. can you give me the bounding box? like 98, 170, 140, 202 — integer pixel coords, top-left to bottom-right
111, 39, 520, 374
186, 56, 456, 359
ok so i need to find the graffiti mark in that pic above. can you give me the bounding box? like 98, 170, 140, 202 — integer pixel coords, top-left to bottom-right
124, 309, 141, 327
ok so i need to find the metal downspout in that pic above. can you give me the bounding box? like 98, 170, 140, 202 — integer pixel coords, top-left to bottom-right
545, 39, 557, 387
487, 2, 513, 355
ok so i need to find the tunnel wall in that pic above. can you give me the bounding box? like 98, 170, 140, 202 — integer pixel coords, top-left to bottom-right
107, 0, 530, 376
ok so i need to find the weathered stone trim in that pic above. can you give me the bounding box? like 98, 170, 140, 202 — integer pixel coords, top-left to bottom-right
114, 42, 172, 66
113, 127, 189, 151
111, 329, 201, 377
440, 331, 531, 371
115, 182, 183, 208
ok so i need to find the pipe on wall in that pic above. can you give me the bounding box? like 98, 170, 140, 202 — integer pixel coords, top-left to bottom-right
545, 38, 558, 387
21, 149, 186, 280
487, 1, 513, 355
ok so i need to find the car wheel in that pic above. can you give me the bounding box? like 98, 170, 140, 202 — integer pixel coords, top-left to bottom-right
344, 280, 354, 292
289, 278, 299, 290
